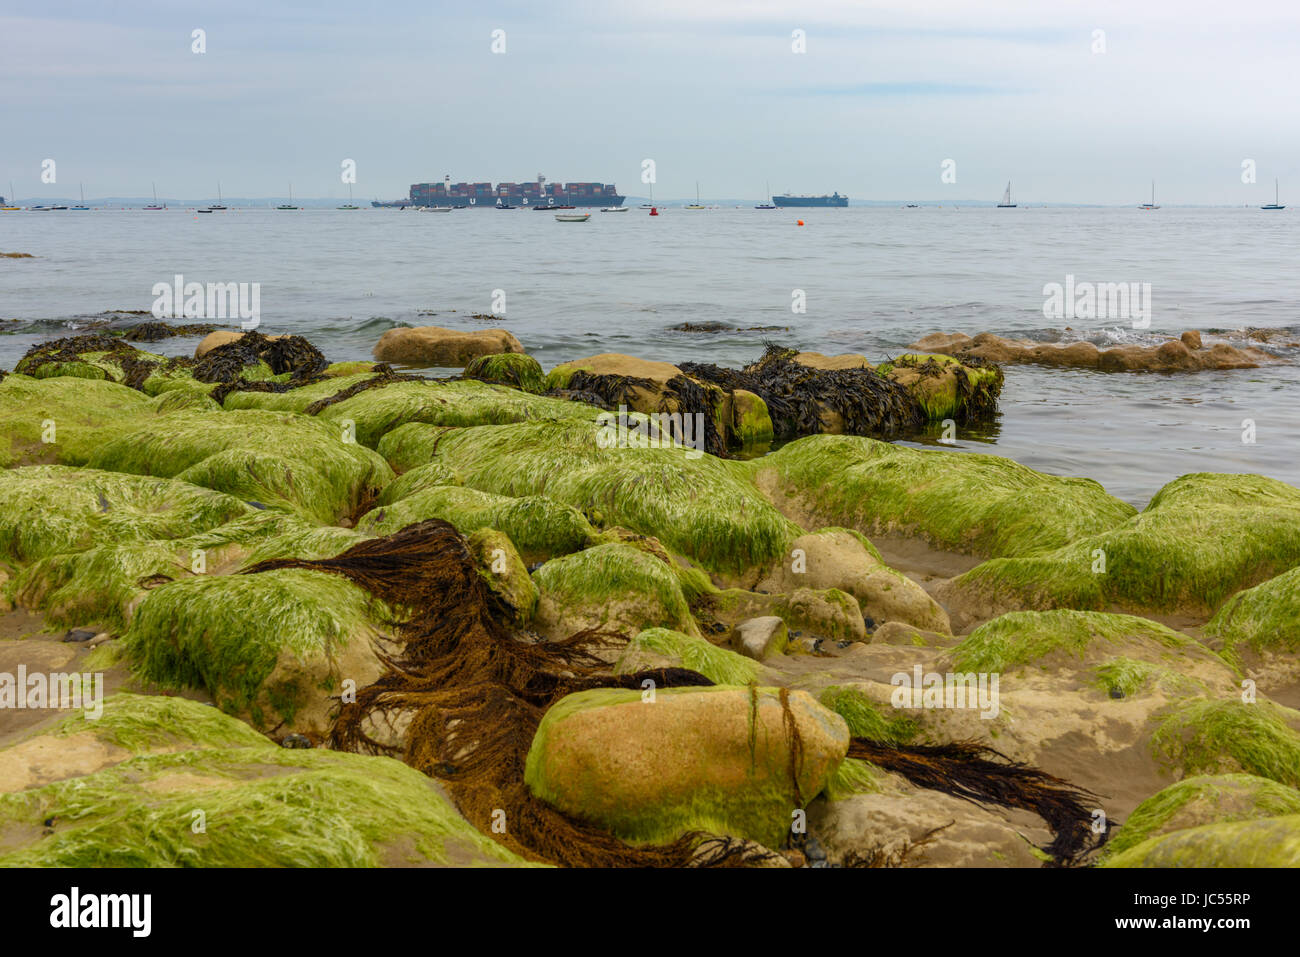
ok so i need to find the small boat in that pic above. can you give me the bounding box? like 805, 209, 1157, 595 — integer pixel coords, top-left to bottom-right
426, 206, 455, 213
1262, 179, 1286, 210
640, 183, 655, 208
756, 181, 776, 209
905, 204, 920, 208
207, 183, 227, 211
600, 206, 628, 212
31, 204, 68, 211
144, 182, 165, 210
196, 208, 213, 213
536, 204, 575, 210
555, 212, 591, 222
276, 182, 300, 210
71, 184, 89, 210
1140, 180, 1159, 210
1, 181, 18, 210
996, 181, 1016, 208
685, 182, 705, 209
496, 202, 518, 209
338, 184, 360, 210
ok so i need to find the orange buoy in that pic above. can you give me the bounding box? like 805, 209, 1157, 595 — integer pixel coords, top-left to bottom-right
796, 219, 804, 226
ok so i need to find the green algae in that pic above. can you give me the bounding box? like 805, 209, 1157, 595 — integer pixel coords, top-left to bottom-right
0, 465, 251, 566
949, 610, 1198, 675
291, 378, 592, 448
375, 461, 461, 505
819, 684, 919, 745
532, 543, 700, 637
951, 472, 1300, 617
220, 371, 378, 412
120, 569, 388, 731
464, 352, 546, 393
0, 694, 527, 868
1101, 774, 1300, 861
1102, 813, 1300, 868
757, 434, 1135, 559
359, 485, 595, 563
1205, 566, 1300, 663
823, 758, 883, 799
0, 374, 155, 467
85, 409, 395, 524
1151, 698, 1300, 788
379, 418, 802, 576
1093, 657, 1201, 698
614, 627, 760, 685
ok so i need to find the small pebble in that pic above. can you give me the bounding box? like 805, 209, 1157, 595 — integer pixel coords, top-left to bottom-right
281, 733, 313, 749
805, 836, 827, 861
1109, 687, 1125, 700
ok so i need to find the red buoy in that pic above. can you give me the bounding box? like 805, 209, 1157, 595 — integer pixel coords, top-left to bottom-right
649, 207, 659, 216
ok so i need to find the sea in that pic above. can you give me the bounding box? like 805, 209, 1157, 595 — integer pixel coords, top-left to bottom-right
3, 205, 1298, 508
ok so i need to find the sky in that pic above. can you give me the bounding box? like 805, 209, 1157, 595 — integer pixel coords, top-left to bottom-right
3, 0, 1299, 204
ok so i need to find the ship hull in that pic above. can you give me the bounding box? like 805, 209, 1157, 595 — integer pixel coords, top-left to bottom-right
772, 195, 848, 208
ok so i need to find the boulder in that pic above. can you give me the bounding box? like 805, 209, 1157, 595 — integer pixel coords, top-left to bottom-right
731, 616, 789, 660
373, 326, 524, 367
757, 529, 950, 633
524, 685, 849, 847
912, 330, 1268, 372
1180, 330, 1203, 350
195, 330, 286, 358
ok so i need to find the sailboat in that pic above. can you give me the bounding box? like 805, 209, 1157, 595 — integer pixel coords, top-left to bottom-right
1262, 179, 1286, 211
338, 183, 360, 210
756, 181, 776, 209
144, 183, 165, 210
1140, 180, 1159, 210
276, 184, 299, 210
71, 184, 89, 210
640, 182, 654, 208
996, 181, 1016, 208
206, 183, 227, 211
1, 182, 18, 211
685, 182, 705, 209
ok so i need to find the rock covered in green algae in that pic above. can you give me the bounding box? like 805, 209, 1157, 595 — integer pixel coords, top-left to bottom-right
942, 472, 1300, 623
614, 627, 763, 685
1101, 774, 1300, 861
359, 485, 594, 564
467, 528, 538, 624
1205, 565, 1300, 663
875, 353, 1004, 422
0, 375, 155, 467
372, 325, 524, 367
0, 465, 251, 565
524, 685, 849, 848
1150, 698, 1300, 789
1102, 814, 1300, 867
85, 408, 394, 525
14, 511, 369, 631
120, 568, 390, 736
531, 543, 701, 640
226, 377, 592, 447
463, 352, 546, 393
710, 585, 867, 642
754, 434, 1135, 560
756, 528, 950, 633
378, 417, 802, 578
0, 694, 528, 867
731, 617, 789, 661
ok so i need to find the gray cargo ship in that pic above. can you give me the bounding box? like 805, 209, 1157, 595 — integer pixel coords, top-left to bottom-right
772, 192, 849, 208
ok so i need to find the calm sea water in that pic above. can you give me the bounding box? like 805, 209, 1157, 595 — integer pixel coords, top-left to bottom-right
2, 206, 1298, 507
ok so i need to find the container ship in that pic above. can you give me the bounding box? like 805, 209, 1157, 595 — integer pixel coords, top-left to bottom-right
409, 175, 623, 208
771, 192, 849, 208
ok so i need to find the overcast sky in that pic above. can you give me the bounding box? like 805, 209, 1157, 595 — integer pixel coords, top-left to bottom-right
3, 0, 1298, 204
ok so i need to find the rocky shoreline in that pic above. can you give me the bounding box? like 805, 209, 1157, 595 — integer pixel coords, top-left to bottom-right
2, 324, 1298, 868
